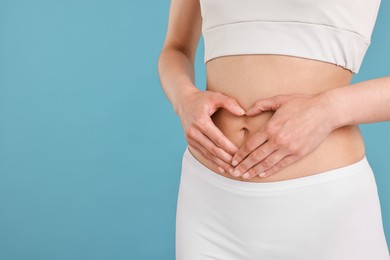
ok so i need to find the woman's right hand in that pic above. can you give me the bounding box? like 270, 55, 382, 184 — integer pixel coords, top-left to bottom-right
177, 88, 246, 174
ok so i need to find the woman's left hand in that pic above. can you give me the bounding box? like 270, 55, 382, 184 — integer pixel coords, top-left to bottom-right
230, 92, 337, 179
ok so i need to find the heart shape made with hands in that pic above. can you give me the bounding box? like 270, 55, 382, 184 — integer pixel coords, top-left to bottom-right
207, 94, 285, 177
226, 93, 322, 179
201, 91, 319, 179
212, 94, 284, 157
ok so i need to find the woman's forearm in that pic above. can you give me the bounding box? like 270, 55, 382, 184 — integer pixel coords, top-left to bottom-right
320, 76, 390, 129
157, 47, 200, 116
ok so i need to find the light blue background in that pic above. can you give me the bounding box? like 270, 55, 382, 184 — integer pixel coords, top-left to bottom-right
0, 1, 389, 259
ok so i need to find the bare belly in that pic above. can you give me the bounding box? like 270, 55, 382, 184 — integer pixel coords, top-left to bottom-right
188, 54, 366, 182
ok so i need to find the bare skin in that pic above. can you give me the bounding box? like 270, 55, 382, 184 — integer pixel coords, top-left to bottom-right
188, 54, 365, 182
158, 0, 390, 183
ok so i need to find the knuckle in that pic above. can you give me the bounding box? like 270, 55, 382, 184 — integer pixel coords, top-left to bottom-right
273, 133, 287, 147
213, 136, 224, 147
244, 140, 255, 153
195, 117, 209, 128
213, 156, 223, 166
204, 150, 213, 160
185, 127, 196, 139
198, 148, 209, 159
275, 95, 284, 103
225, 97, 237, 107
198, 149, 208, 160
247, 153, 257, 163
271, 163, 281, 172
275, 158, 290, 171
264, 123, 276, 136
253, 99, 260, 107
280, 158, 290, 168
254, 99, 263, 108
262, 158, 272, 169
211, 91, 223, 101
254, 148, 266, 158
209, 145, 219, 155
287, 142, 299, 154
265, 160, 283, 175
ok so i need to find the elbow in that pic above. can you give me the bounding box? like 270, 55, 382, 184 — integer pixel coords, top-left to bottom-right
161, 44, 196, 64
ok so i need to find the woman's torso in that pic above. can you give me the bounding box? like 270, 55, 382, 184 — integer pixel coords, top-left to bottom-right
188, 54, 366, 182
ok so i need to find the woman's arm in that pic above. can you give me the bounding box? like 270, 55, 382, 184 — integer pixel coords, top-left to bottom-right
321, 76, 390, 129
157, 0, 202, 115
158, 47, 200, 116
157, 0, 246, 174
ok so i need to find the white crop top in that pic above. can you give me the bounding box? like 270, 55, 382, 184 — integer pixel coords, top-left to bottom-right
199, 0, 381, 74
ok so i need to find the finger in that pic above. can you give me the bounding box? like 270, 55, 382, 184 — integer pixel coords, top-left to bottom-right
232, 140, 276, 178
242, 150, 289, 179
258, 154, 299, 178
197, 116, 239, 155
189, 126, 234, 163
188, 142, 224, 173
245, 95, 287, 116
231, 129, 268, 167
188, 140, 235, 175
212, 93, 246, 116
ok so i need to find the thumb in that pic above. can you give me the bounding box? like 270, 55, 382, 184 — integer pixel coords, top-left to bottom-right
213, 93, 246, 116
245, 95, 287, 116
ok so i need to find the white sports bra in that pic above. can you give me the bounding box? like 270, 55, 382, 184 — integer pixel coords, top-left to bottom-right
199, 0, 381, 74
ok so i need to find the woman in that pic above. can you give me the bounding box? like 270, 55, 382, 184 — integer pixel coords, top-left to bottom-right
158, 0, 390, 259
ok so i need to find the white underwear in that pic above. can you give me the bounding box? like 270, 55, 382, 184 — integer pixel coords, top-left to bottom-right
176, 146, 390, 260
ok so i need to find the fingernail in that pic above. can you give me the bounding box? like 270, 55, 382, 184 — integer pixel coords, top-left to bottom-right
233, 169, 241, 177
259, 172, 266, 177
242, 172, 250, 179
232, 160, 238, 167
217, 166, 225, 174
